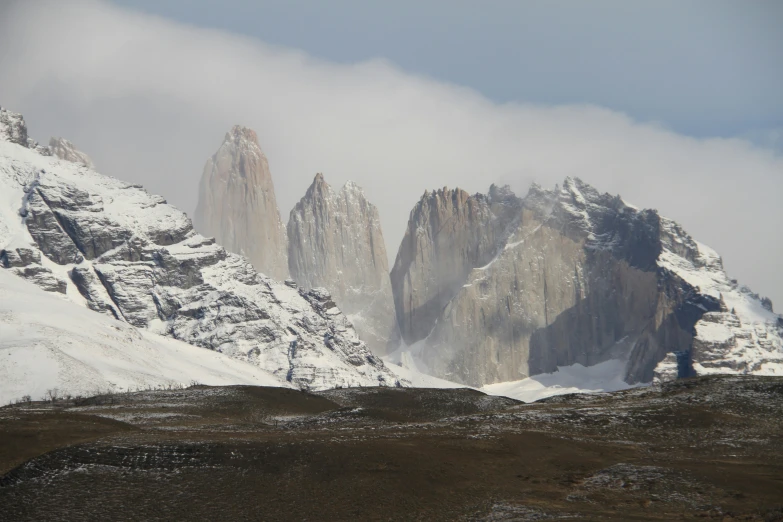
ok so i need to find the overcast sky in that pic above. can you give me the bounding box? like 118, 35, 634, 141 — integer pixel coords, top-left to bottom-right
0, 0, 781, 305
112, 0, 783, 144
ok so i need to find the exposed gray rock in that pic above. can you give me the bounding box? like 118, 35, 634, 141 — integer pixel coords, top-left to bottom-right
194, 126, 288, 280
69, 266, 122, 319
0, 247, 40, 268
288, 174, 396, 355
23, 188, 85, 265
92, 263, 158, 327
10, 265, 67, 294
53, 211, 133, 260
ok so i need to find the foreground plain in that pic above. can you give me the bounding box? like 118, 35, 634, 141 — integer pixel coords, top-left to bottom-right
1, 376, 782, 521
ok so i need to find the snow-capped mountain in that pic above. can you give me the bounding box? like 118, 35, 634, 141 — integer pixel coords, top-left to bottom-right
389, 178, 783, 387
0, 107, 405, 395
2, 103, 779, 404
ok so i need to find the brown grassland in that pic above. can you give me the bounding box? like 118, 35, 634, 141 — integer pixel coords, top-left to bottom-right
1, 375, 782, 521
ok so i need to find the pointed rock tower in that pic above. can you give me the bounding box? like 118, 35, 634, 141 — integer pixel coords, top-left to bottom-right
194, 126, 288, 280
288, 173, 396, 355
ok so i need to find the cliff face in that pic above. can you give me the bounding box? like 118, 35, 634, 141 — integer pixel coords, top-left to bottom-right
390, 184, 522, 345
194, 126, 288, 280
0, 109, 403, 391
390, 179, 782, 387
288, 174, 395, 355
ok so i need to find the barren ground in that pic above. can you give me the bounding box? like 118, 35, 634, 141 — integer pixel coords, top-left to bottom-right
1, 376, 782, 521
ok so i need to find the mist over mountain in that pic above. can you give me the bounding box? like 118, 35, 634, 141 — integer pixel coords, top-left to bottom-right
181, 111, 783, 391
1, 1, 782, 516
3, 100, 782, 408
0, 108, 405, 396
1, 0, 781, 309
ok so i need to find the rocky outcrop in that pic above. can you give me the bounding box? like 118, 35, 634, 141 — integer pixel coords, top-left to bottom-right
0, 107, 27, 147
287, 174, 395, 355
0, 108, 54, 156
194, 126, 288, 280
0, 246, 67, 294
0, 110, 403, 391
48, 137, 95, 168
390, 178, 782, 387
652, 221, 783, 381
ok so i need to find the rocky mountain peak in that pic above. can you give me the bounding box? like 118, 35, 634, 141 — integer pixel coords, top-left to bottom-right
194, 125, 288, 280
309, 176, 366, 202
288, 173, 395, 355
0, 107, 28, 147
305, 172, 331, 199
561, 175, 589, 193
48, 137, 95, 168
224, 125, 262, 153
342, 180, 364, 196
389, 177, 782, 387
558, 176, 616, 212
0, 107, 53, 156
488, 183, 516, 203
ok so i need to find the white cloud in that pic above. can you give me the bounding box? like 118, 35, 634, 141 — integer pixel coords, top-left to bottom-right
1, 0, 781, 307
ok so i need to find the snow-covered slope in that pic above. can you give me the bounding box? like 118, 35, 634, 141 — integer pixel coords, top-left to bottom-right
480, 359, 643, 403
654, 219, 783, 379
0, 107, 405, 392
0, 269, 289, 405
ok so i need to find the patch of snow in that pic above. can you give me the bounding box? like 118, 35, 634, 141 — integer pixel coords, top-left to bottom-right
481, 359, 645, 403
382, 363, 469, 389
693, 360, 783, 377
695, 320, 734, 344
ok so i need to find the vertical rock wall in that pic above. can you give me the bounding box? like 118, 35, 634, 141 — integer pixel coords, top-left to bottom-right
389, 178, 742, 387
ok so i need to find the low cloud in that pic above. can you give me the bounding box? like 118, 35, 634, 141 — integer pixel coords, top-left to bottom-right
1, 0, 781, 305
